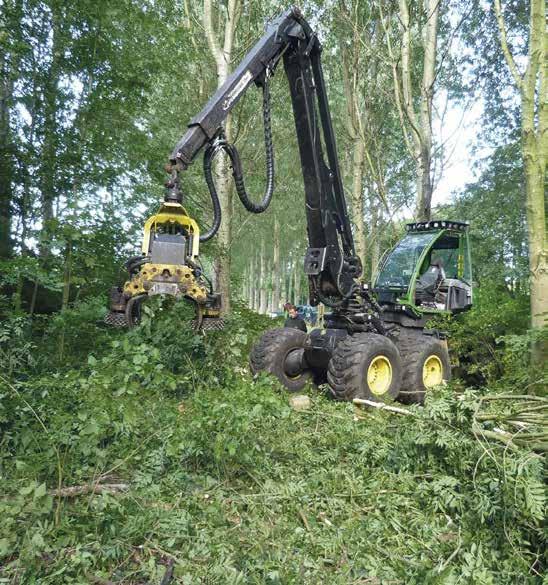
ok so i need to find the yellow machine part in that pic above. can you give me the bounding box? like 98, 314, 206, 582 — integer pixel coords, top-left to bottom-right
142, 201, 200, 259
123, 263, 207, 303
422, 355, 443, 388
124, 200, 206, 302
366, 355, 393, 396
119, 201, 222, 320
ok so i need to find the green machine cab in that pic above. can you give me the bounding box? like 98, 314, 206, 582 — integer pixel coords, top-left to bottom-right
374, 220, 473, 326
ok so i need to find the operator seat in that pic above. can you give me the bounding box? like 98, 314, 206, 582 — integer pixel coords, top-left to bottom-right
415, 260, 446, 306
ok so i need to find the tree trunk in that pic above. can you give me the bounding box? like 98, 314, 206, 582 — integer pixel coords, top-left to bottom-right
287, 257, 294, 305
242, 265, 247, 306
494, 0, 547, 364
272, 216, 280, 312
39, 6, 61, 257
253, 251, 259, 311
414, 0, 439, 220
370, 196, 381, 281
294, 265, 301, 307
265, 258, 271, 313
351, 139, 366, 268
521, 0, 547, 356
395, 0, 439, 222
340, 13, 367, 267
246, 257, 255, 309
259, 239, 267, 314
524, 146, 547, 338
203, 0, 240, 315
58, 240, 72, 362
281, 257, 287, 306
0, 49, 13, 258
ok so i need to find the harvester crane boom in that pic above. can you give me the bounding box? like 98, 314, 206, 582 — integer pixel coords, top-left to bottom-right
167, 7, 361, 305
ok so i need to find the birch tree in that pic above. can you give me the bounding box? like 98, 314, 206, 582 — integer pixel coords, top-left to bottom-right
494, 0, 547, 356
203, 0, 241, 314
336, 1, 402, 277
259, 238, 267, 314
272, 216, 280, 312
379, 0, 440, 221
340, 7, 367, 269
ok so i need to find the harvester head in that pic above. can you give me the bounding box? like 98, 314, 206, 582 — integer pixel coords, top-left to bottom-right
105, 200, 223, 330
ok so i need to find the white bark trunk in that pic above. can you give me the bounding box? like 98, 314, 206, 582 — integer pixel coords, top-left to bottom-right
253, 252, 260, 311
415, 0, 439, 220
259, 239, 267, 314
294, 266, 301, 306
370, 197, 381, 281
287, 257, 293, 305
396, 0, 439, 221
351, 140, 366, 268
203, 0, 240, 315
495, 0, 547, 363
272, 216, 280, 312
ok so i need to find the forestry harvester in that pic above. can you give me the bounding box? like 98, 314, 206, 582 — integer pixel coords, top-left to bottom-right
106, 6, 473, 403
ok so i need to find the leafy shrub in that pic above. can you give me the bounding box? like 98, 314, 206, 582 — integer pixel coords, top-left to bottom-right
0, 296, 545, 583
0, 316, 36, 377
436, 284, 530, 385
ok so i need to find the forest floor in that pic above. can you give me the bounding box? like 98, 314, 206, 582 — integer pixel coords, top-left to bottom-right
0, 303, 545, 584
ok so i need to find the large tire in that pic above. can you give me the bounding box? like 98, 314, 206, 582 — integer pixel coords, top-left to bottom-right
327, 333, 402, 402
250, 328, 312, 392
396, 329, 451, 404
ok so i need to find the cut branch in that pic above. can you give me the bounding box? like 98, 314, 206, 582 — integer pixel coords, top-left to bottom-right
51, 483, 129, 498
353, 398, 414, 416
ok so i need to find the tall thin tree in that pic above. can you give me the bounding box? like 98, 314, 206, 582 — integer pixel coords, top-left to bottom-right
494, 0, 547, 360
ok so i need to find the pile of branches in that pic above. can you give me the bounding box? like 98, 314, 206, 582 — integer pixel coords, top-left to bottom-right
473, 394, 548, 453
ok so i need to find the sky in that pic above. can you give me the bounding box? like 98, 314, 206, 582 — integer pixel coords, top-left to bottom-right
432, 95, 486, 205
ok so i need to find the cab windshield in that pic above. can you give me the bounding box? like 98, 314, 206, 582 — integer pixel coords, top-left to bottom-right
376, 232, 438, 290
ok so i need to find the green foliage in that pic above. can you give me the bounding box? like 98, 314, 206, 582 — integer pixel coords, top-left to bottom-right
444, 142, 528, 287
436, 284, 531, 386
0, 315, 36, 377
0, 302, 545, 583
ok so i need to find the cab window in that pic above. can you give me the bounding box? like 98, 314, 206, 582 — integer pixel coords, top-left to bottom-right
376, 232, 438, 290
419, 234, 471, 283
428, 236, 459, 279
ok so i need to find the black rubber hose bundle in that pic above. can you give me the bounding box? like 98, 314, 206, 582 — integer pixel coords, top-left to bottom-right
201, 79, 275, 242
229, 78, 275, 214
200, 143, 223, 242
316, 281, 359, 308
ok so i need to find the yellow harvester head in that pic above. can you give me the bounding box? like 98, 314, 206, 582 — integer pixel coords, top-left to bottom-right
106, 201, 222, 329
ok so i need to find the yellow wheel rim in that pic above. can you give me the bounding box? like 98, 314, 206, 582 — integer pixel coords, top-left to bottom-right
367, 355, 392, 396
423, 355, 443, 387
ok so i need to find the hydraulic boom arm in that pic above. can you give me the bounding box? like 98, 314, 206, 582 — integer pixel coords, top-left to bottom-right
167, 6, 361, 305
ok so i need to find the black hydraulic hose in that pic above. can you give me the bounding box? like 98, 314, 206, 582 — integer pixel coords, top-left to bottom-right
126, 255, 150, 275
315, 281, 359, 308
125, 293, 146, 328
200, 144, 223, 242
202, 80, 275, 230
229, 79, 274, 214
